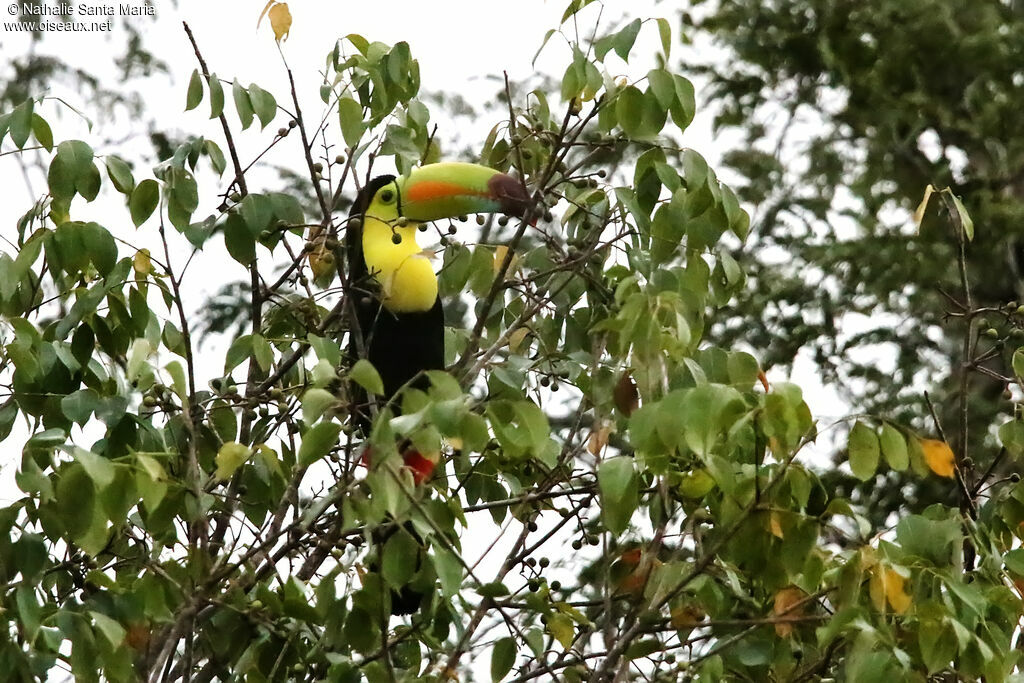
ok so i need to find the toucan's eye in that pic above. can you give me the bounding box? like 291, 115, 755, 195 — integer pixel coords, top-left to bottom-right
379, 188, 396, 204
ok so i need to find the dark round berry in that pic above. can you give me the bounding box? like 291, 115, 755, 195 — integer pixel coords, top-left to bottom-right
448, 225, 457, 235
571, 540, 583, 550
539, 558, 550, 568
528, 580, 540, 592
476, 215, 485, 226
550, 581, 561, 591
288, 120, 297, 128
526, 558, 536, 567
391, 234, 402, 245
587, 536, 599, 546
527, 521, 538, 532
498, 216, 509, 227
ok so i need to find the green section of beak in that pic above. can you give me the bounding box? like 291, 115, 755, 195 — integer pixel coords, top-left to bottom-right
396, 162, 531, 222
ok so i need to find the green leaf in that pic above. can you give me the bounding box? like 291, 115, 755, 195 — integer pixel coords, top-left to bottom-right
72, 448, 116, 490
233, 80, 254, 130
614, 18, 642, 61
248, 84, 277, 129
223, 212, 256, 264
944, 189, 974, 241
491, 637, 516, 682
31, 113, 53, 151
598, 456, 638, 534
477, 581, 511, 598
615, 86, 645, 138
130, 179, 159, 227
1013, 347, 1024, 379
999, 419, 1024, 455
656, 17, 671, 60
208, 73, 225, 119
55, 465, 95, 540
382, 530, 419, 587
879, 424, 908, 471
61, 389, 99, 425
9, 99, 33, 149
216, 442, 251, 481
848, 421, 880, 481
76, 162, 101, 201
185, 69, 203, 111
223, 338, 257, 382
104, 156, 135, 194
205, 140, 226, 176
90, 612, 125, 648
252, 333, 274, 372
349, 359, 384, 396
598, 456, 634, 502
547, 612, 575, 649
1004, 548, 1024, 576
338, 96, 365, 148
298, 421, 342, 467
434, 545, 463, 597
302, 388, 337, 423
533, 28, 556, 65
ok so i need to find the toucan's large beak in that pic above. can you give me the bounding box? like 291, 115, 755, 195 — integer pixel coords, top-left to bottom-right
396, 162, 531, 222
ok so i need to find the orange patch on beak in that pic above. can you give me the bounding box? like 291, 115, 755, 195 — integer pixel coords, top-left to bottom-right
405, 180, 487, 203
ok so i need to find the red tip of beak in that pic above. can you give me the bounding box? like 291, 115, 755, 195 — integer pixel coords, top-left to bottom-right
487, 172, 532, 218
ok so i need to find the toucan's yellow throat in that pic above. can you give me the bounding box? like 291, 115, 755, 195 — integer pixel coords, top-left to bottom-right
358, 162, 530, 314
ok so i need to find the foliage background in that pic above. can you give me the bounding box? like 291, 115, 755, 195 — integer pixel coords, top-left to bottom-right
0, 1, 1022, 681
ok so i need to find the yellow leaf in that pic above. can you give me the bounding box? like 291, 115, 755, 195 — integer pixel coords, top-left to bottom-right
919, 438, 955, 478
769, 512, 784, 539
868, 564, 886, 612
913, 184, 935, 231
133, 248, 152, 276
869, 565, 912, 615
267, 2, 292, 42
257, 1, 291, 42
493, 245, 518, 278
307, 232, 334, 280
884, 568, 912, 614
215, 442, 251, 480
772, 586, 805, 638
547, 612, 575, 650
508, 327, 530, 353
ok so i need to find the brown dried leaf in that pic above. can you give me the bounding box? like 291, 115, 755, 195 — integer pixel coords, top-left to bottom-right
613, 371, 639, 416
772, 586, 805, 638
587, 422, 611, 455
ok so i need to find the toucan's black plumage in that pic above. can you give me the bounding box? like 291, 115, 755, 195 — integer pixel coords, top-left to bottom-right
343, 164, 531, 616
347, 175, 444, 431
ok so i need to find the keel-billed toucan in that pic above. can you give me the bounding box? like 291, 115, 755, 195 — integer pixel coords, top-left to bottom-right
347, 163, 530, 615
347, 161, 530, 441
